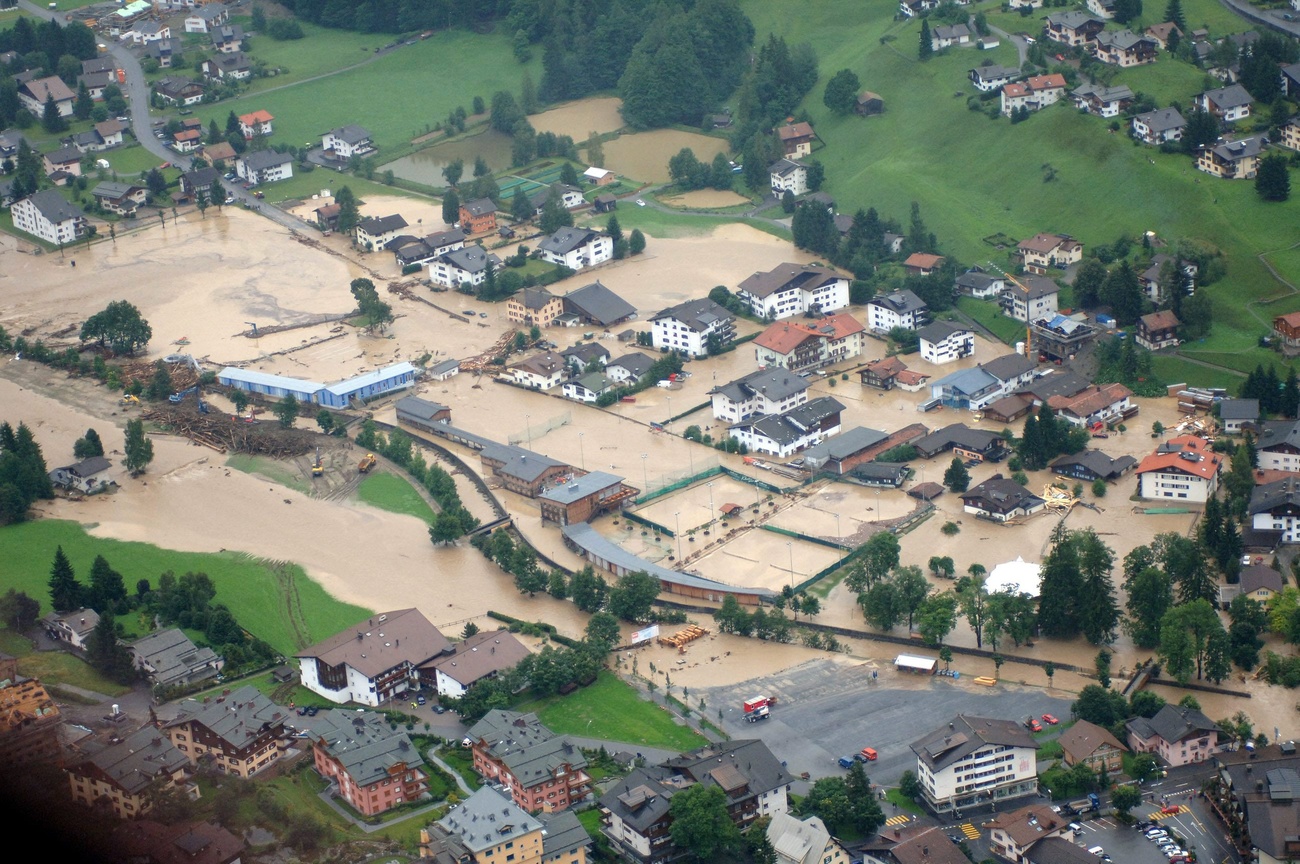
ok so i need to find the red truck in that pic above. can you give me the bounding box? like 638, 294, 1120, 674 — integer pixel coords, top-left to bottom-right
743, 696, 773, 722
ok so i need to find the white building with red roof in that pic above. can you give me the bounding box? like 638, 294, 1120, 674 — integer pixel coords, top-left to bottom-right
1135, 435, 1223, 502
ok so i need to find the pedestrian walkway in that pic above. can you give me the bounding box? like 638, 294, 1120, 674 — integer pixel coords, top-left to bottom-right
1150, 805, 1189, 820
885, 814, 911, 827
959, 822, 980, 840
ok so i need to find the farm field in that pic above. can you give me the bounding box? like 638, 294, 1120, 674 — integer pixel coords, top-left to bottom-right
192, 28, 539, 155
740, 0, 1300, 379
356, 472, 436, 522
239, 20, 391, 91
0, 520, 369, 656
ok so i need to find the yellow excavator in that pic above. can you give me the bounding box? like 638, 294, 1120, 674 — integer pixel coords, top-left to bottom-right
312, 447, 323, 477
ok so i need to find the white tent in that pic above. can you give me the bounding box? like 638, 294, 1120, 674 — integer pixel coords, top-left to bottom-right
985, 556, 1042, 597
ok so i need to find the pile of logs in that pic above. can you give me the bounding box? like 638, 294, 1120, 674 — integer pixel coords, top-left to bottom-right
119, 359, 199, 390
657, 625, 710, 648
142, 405, 314, 458
461, 329, 519, 374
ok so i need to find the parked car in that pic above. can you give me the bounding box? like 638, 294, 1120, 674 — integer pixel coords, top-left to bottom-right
432, 704, 447, 714
1025, 717, 1043, 732
1042, 713, 1059, 725
837, 756, 855, 769
1161, 805, 1181, 815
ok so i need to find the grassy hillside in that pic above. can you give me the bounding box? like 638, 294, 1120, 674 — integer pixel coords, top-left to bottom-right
0, 520, 369, 655
741, 0, 1300, 380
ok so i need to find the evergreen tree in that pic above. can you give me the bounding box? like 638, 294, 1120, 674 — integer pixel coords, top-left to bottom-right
629, 229, 646, 255
1124, 566, 1174, 648
1072, 258, 1108, 309
124, 418, 154, 475
919, 19, 933, 61
1281, 368, 1299, 419
1075, 529, 1120, 645
1256, 153, 1291, 202
510, 187, 533, 223
48, 546, 82, 612
42, 93, 67, 133
823, 68, 861, 115
73, 82, 93, 121
85, 610, 135, 684
441, 188, 460, 228
334, 186, 360, 235
88, 554, 126, 613
1038, 526, 1083, 638
1101, 260, 1145, 325
943, 457, 970, 493
1165, 0, 1187, 31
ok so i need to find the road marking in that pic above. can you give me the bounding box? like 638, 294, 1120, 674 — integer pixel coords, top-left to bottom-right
960, 823, 980, 840
1150, 805, 1189, 820
885, 815, 910, 827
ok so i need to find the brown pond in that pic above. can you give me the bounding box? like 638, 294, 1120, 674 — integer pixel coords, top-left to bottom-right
383, 129, 515, 187
602, 129, 731, 183
529, 97, 624, 139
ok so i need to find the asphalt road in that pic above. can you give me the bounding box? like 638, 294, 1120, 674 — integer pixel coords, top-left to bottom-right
18, 0, 314, 234
699, 658, 1075, 792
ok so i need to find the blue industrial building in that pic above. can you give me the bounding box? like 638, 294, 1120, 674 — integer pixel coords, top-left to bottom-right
218, 362, 417, 407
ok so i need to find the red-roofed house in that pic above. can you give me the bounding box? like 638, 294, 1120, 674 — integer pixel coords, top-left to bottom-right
1017, 232, 1083, 274
237, 110, 274, 139
1047, 382, 1134, 427
1136, 309, 1181, 350
903, 253, 945, 276
777, 122, 816, 157
1274, 312, 1300, 354
1001, 74, 1068, 116
1136, 435, 1223, 502
751, 314, 863, 373
172, 128, 202, 152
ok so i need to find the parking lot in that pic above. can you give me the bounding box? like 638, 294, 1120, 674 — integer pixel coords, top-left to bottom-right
700, 657, 1074, 789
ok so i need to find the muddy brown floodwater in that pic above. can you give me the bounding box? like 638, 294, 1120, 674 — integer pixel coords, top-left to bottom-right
602, 130, 732, 183
529, 97, 625, 139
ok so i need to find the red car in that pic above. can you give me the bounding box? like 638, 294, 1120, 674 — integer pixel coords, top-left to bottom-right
1042, 714, 1059, 725
1025, 717, 1043, 732
1161, 804, 1181, 815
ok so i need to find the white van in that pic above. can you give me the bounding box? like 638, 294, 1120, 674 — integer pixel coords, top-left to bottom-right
1087, 847, 1104, 857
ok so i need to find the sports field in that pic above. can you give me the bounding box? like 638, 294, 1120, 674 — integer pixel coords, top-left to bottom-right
632, 474, 766, 535
689, 528, 841, 592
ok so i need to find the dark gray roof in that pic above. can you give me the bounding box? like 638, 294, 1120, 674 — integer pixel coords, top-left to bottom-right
1131, 704, 1218, 744
1202, 83, 1253, 109
1240, 564, 1284, 595
768, 157, 805, 177
970, 64, 1020, 82
441, 245, 499, 275
309, 709, 425, 786
58, 455, 111, 476
784, 396, 845, 430
539, 226, 601, 256
327, 124, 372, 144
917, 320, 968, 344
1015, 370, 1091, 402
240, 149, 293, 171
851, 462, 909, 482
1208, 136, 1266, 161
608, 352, 654, 379
981, 353, 1037, 383
91, 181, 141, 200
1258, 420, 1300, 452
599, 766, 678, 833
357, 214, 408, 234
45, 145, 82, 165
738, 263, 843, 300
539, 471, 623, 505
1026, 836, 1099, 864
1249, 477, 1300, 517
212, 24, 244, 42
961, 474, 1046, 515
956, 271, 1001, 291
1049, 450, 1136, 480
913, 423, 1004, 458
75, 725, 189, 795
712, 368, 810, 404
663, 738, 794, 798
801, 426, 889, 465
461, 197, 496, 217
563, 281, 636, 325
1134, 107, 1187, 133
651, 297, 735, 333
182, 166, 221, 189
869, 289, 927, 314
467, 709, 588, 788
1046, 11, 1103, 29
518, 287, 556, 310
481, 442, 567, 483
911, 714, 1038, 771
539, 810, 591, 861
165, 684, 287, 748
395, 396, 449, 422
561, 342, 610, 364
439, 787, 542, 854
129, 628, 221, 686
1218, 398, 1259, 421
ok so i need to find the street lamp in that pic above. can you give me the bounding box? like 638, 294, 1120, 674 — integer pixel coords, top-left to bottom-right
787, 541, 795, 590
835, 512, 842, 562
875, 488, 881, 522
525, 413, 532, 449
578, 432, 585, 470
641, 453, 648, 492
708, 482, 715, 525
675, 511, 682, 560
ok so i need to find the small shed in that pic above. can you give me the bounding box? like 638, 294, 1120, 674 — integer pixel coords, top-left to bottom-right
856, 91, 884, 115
583, 166, 615, 186
593, 193, 618, 213
908, 481, 945, 501
895, 653, 937, 674
720, 503, 744, 518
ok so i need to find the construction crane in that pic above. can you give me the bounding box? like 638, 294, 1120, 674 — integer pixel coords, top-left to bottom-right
986, 261, 1034, 359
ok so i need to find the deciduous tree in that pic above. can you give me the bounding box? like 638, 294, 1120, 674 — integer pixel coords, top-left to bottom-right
123, 418, 154, 475
823, 68, 861, 115
80, 300, 152, 356
669, 784, 741, 861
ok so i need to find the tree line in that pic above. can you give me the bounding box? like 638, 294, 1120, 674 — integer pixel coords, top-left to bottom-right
0, 421, 53, 525
354, 420, 480, 541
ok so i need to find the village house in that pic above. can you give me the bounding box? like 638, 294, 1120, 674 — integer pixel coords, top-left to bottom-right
164, 685, 288, 778
728, 396, 844, 458
309, 709, 428, 816
200, 52, 252, 80
899, 0, 940, 16
530, 182, 586, 215
1047, 382, 1134, 427
583, 166, 615, 186
562, 281, 636, 328
918, 321, 975, 365
866, 289, 929, 333
801, 426, 894, 475
1135, 434, 1223, 502
1249, 478, 1300, 544
910, 715, 1040, 815
48, 454, 113, 494
395, 396, 451, 434
592, 192, 617, 213
1092, 30, 1158, 66
600, 740, 792, 864
11, 190, 88, 245
429, 630, 531, 698
860, 356, 908, 390
42, 145, 82, 179
984, 804, 1074, 862
296, 609, 452, 706
1136, 309, 1181, 350
1088, 0, 1117, 17
130, 629, 223, 688
932, 23, 972, 49
90, 181, 147, 218
1238, 564, 1286, 603
211, 24, 244, 53
321, 124, 375, 160
427, 245, 500, 289
969, 64, 1021, 92
1059, 720, 1128, 773
539, 226, 613, 271
1050, 450, 1137, 483
1072, 82, 1135, 116
468, 710, 592, 813
777, 121, 816, 157
1280, 115, 1300, 152
66, 725, 194, 820
1274, 312, 1300, 356
172, 128, 202, 153
145, 36, 183, 67
1001, 73, 1069, 116
769, 158, 809, 196
765, 813, 849, 864
956, 268, 1006, 298
818, 312, 866, 364
424, 787, 591, 864
961, 474, 1047, 522
651, 298, 736, 357
354, 213, 408, 251
1145, 20, 1183, 49
1139, 254, 1197, 300
18, 76, 74, 117
606, 353, 655, 384
73, 119, 127, 153
903, 252, 945, 276
1126, 704, 1218, 766
126, 19, 171, 44
458, 197, 497, 234
1212, 742, 1300, 864
391, 227, 465, 268
561, 371, 616, 403
1001, 274, 1060, 322
77, 67, 116, 101
737, 262, 850, 320
929, 354, 1038, 411
236, 109, 273, 139
539, 472, 637, 526
711, 367, 811, 423
153, 76, 205, 106
235, 149, 293, 186
43, 607, 100, 649
1284, 62, 1300, 96
509, 352, 567, 390
912, 423, 1008, 463
179, 166, 221, 202
479, 443, 570, 496
1218, 398, 1259, 434
507, 287, 566, 328
1044, 12, 1105, 46
1198, 84, 1254, 122
754, 321, 829, 373
184, 3, 229, 32
1197, 135, 1267, 179
1017, 233, 1083, 274
561, 342, 609, 373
